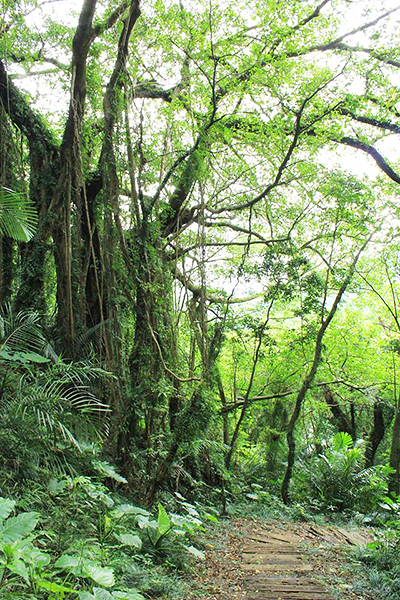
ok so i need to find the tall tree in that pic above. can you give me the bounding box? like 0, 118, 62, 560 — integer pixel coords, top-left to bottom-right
1, 0, 400, 499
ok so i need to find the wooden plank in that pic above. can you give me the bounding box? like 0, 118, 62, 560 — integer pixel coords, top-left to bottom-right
247, 591, 334, 600
335, 527, 371, 545
244, 583, 331, 592
244, 552, 303, 559
245, 574, 325, 590
249, 532, 301, 544
245, 577, 326, 585
243, 544, 302, 552
242, 563, 313, 572
239, 526, 338, 600
244, 557, 304, 564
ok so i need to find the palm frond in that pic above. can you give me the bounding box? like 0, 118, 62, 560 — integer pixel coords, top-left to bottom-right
0, 187, 37, 242
331, 431, 354, 452
74, 321, 109, 354
62, 386, 110, 413
0, 304, 45, 353
50, 360, 113, 385
17, 375, 110, 447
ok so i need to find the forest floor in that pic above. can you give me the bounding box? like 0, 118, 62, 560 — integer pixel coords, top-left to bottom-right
187, 517, 374, 600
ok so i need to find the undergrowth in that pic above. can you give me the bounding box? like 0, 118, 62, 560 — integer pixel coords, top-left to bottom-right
0, 469, 215, 599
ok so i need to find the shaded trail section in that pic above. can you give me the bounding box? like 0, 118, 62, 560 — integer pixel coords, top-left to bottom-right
241, 522, 370, 600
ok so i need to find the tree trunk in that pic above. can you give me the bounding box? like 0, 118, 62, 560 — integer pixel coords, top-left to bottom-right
265, 400, 288, 476
323, 385, 352, 435
389, 397, 400, 495
144, 320, 224, 505
0, 237, 13, 304
216, 369, 229, 446
14, 145, 59, 314
350, 401, 356, 440
281, 239, 369, 504
365, 399, 385, 468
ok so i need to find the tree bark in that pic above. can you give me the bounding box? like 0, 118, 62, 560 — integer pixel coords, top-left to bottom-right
365, 399, 385, 468
323, 385, 352, 435
389, 398, 400, 495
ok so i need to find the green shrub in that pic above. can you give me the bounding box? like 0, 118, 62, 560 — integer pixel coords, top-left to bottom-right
295, 432, 388, 512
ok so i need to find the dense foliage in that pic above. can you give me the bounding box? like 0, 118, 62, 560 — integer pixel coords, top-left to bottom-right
2, 0, 400, 597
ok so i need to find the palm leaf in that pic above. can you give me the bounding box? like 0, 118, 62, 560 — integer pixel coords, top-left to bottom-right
0, 187, 37, 242
332, 431, 354, 452
0, 304, 45, 354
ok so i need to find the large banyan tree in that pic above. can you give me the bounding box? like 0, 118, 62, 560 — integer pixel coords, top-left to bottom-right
1, 0, 400, 501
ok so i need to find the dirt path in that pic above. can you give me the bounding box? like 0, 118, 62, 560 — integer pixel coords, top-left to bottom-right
188, 518, 372, 600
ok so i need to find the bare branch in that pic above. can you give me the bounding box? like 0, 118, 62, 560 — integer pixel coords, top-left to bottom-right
222, 379, 384, 413
336, 137, 400, 185
9, 53, 68, 70
174, 269, 261, 305
292, 0, 331, 32
203, 220, 272, 242
314, 6, 400, 52
0, 60, 57, 151
214, 79, 339, 214
328, 42, 400, 68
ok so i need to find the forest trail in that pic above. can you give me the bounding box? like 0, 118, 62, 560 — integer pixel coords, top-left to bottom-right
241, 522, 370, 600
190, 518, 372, 600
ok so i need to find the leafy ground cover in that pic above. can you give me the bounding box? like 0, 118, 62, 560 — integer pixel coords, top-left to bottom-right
0, 488, 212, 599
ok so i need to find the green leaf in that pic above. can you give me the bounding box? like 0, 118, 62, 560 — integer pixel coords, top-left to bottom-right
332, 431, 354, 452
0, 349, 49, 363
184, 545, 205, 559
137, 515, 156, 530
92, 460, 128, 484
115, 533, 142, 550
48, 477, 69, 495
111, 504, 150, 519
245, 493, 259, 500
1, 543, 14, 560
157, 503, 171, 537
0, 349, 13, 361
0, 187, 37, 242
0, 498, 16, 520
16, 351, 50, 363
55, 554, 81, 569
182, 502, 200, 517
113, 591, 146, 600
7, 558, 30, 583
0, 512, 39, 543
92, 589, 113, 600
84, 564, 115, 587
205, 513, 218, 523
24, 549, 51, 568
36, 579, 78, 594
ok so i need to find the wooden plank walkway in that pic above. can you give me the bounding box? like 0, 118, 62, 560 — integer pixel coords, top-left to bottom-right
240, 523, 370, 600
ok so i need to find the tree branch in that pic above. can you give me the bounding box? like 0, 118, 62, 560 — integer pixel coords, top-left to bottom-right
214, 80, 337, 214
336, 137, 400, 185
314, 6, 400, 52
222, 379, 383, 413
91, 1, 131, 39
0, 60, 58, 152
339, 108, 400, 134
326, 42, 400, 68
174, 268, 261, 305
